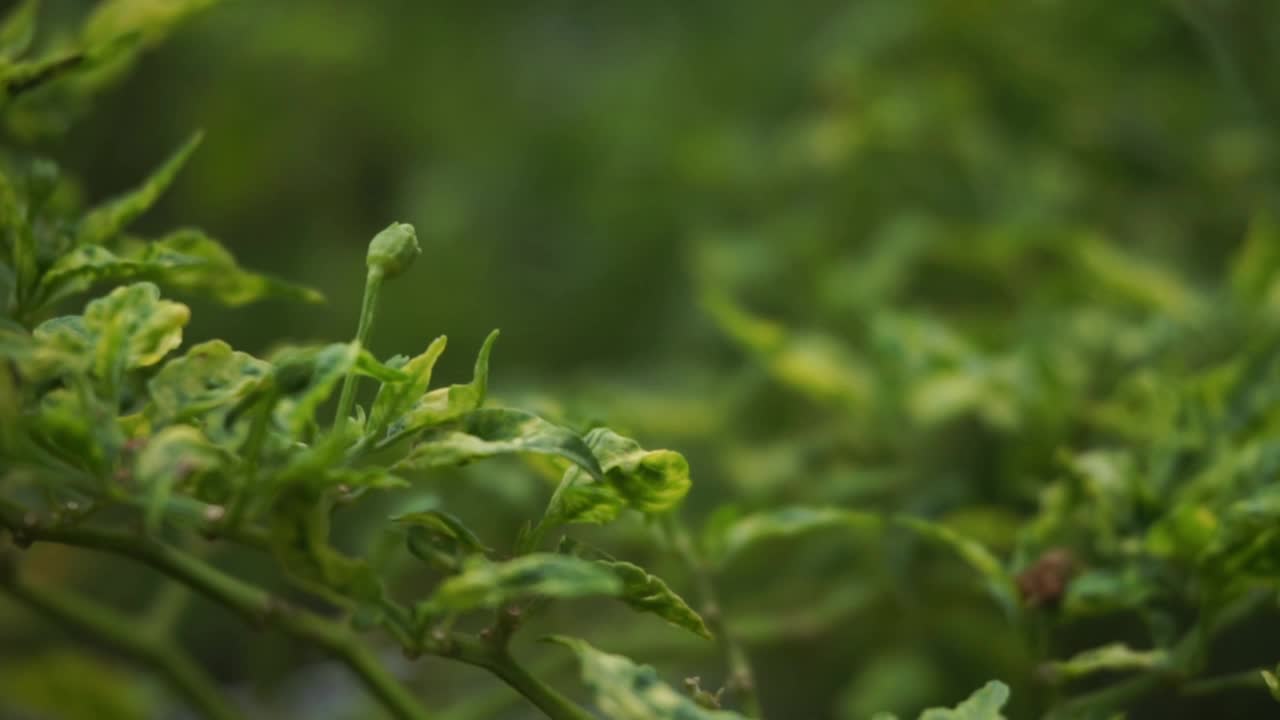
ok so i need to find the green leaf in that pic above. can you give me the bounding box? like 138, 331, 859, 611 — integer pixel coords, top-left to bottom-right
75, 131, 203, 247
1042, 644, 1169, 683
917, 681, 1010, 720
384, 329, 498, 442
0, 0, 39, 61
394, 509, 492, 572
16, 283, 190, 388
367, 335, 447, 438
705, 506, 881, 568
894, 515, 1016, 613
269, 488, 386, 609
395, 408, 601, 477
146, 340, 271, 422
548, 636, 748, 720
426, 554, 622, 612
609, 560, 712, 638
271, 342, 404, 436
542, 428, 692, 529
135, 425, 230, 533
1263, 666, 1280, 703
560, 538, 711, 638
138, 229, 323, 305
0, 52, 84, 100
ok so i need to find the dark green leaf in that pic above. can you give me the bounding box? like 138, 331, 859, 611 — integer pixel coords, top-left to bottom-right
0, 0, 39, 61
75, 132, 203, 247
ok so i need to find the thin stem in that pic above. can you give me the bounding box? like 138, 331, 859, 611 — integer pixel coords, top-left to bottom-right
0, 569, 242, 720
0, 507, 431, 720
662, 514, 763, 718
451, 635, 597, 720
334, 268, 384, 432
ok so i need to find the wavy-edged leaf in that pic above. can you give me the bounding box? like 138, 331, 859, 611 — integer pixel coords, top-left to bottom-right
367, 335, 447, 438
562, 538, 711, 639
543, 428, 692, 528
0, 0, 39, 61
426, 554, 621, 612
19, 283, 190, 387
146, 340, 270, 422
706, 506, 881, 568
395, 408, 601, 477
548, 636, 748, 720
384, 329, 497, 442
75, 131, 203, 246
135, 425, 230, 533
918, 681, 1010, 720
1042, 643, 1168, 683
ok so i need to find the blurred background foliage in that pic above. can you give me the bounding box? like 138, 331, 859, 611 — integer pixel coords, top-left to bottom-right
5, 0, 1280, 718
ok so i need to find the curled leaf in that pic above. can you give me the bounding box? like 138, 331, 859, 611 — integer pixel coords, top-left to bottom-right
548, 636, 748, 720
426, 554, 622, 612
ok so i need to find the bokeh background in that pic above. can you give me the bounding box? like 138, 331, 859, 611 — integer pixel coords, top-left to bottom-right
5, 0, 1280, 718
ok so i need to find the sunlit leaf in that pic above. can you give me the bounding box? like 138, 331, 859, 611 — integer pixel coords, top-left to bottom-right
917, 681, 1010, 720
548, 636, 749, 720
426, 553, 621, 612
1042, 643, 1169, 683
146, 340, 270, 422
543, 428, 691, 528
367, 335, 447, 438
395, 408, 600, 477
384, 330, 497, 442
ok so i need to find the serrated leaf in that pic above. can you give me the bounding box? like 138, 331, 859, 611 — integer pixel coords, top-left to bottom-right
384, 330, 497, 442
548, 636, 749, 720
543, 428, 692, 529
145, 340, 270, 422
1043, 643, 1168, 683
706, 506, 881, 568
0, 0, 39, 61
367, 335, 447, 438
75, 132, 203, 247
918, 681, 1009, 720
395, 408, 601, 477
426, 554, 621, 612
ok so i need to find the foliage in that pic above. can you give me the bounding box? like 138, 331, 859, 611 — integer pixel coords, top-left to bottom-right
6, 1, 1280, 719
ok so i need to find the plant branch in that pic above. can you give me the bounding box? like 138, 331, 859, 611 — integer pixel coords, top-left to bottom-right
449, 634, 597, 720
0, 506, 432, 720
0, 565, 242, 720
662, 513, 763, 718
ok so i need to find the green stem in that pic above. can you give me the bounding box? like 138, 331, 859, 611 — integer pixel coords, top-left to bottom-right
0, 507, 431, 720
451, 635, 597, 720
0, 570, 242, 720
662, 514, 763, 718
334, 268, 384, 432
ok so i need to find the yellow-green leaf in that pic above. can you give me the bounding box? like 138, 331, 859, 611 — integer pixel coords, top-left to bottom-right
427, 554, 621, 612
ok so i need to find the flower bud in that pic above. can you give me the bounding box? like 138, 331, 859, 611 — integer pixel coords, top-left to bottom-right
366, 222, 420, 279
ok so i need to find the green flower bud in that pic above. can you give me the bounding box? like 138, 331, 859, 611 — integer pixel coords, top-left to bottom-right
366, 222, 420, 279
